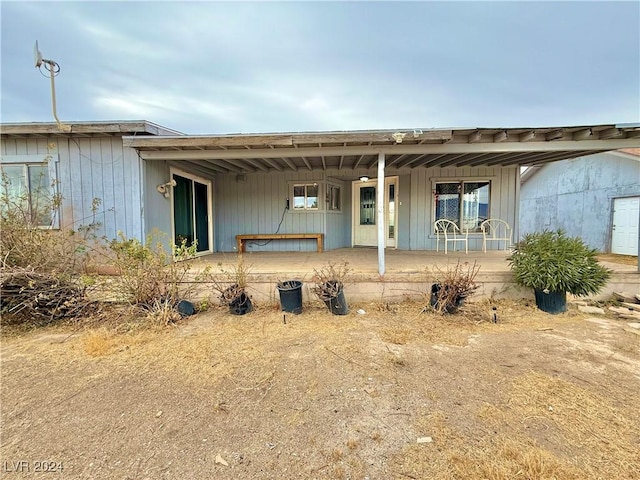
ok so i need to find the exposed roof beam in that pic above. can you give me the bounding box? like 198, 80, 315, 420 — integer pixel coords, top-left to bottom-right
386, 153, 410, 167
502, 150, 601, 167
300, 156, 312, 170
428, 153, 469, 168
449, 152, 495, 167
262, 158, 283, 171
487, 150, 577, 167
203, 160, 233, 173
338, 143, 346, 170
269, 145, 297, 171
545, 129, 564, 141
572, 128, 593, 140
468, 131, 482, 143
599, 128, 623, 139
519, 130, 536, 142
243, 158, 269, 172
494, 131, 508, 143
138, 138, 640, 160
483, 151, 562, 167
366, 156, 379, 169
177, 160, 224, 176
352, 154, 366, 170
217, 158, 256, 173
468, 151, 531, 167
402, 153, 433, 168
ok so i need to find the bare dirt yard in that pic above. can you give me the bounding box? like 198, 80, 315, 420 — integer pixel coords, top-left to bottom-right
1, 298, 639, 480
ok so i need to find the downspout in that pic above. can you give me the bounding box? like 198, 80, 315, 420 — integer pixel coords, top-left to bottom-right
377, 152, 385, 276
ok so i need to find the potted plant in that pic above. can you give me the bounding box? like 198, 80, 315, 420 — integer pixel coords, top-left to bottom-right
210, 254, 253, 315
508, 230, 612, 314
427, 260, 480, 314
311, 261, 351, 315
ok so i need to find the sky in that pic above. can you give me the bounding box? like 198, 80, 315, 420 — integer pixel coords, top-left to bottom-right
1, 1, 639, 134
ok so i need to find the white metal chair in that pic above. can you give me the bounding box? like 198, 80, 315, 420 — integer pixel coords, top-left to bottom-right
434, 219, 468, 254
480, 218, 512, 252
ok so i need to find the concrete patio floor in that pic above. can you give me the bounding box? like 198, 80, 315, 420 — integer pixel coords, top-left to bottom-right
190, 249, 639, 303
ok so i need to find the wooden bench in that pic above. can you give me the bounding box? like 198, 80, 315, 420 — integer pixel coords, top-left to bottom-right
236, 233, 324, 253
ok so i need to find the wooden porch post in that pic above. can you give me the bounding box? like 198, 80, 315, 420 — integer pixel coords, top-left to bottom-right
377, 152, 385, 276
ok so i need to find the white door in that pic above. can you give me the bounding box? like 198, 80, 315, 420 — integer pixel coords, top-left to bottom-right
611, 196, 639, 256
353, 177, 398, 247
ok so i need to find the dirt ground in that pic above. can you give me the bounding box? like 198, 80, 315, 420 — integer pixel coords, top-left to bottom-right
1, 298, 639, 480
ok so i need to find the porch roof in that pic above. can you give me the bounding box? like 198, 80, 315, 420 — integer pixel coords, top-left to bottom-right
123, 123, 640, 174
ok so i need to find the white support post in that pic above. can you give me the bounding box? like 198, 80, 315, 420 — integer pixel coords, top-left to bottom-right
377, 152, 385, 277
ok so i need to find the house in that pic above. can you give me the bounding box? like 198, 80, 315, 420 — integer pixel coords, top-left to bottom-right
1, 121, 638, 275
520, 149, 640, 256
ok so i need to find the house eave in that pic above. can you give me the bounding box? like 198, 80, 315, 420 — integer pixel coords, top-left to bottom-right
123, 124, 640, 172
0, 120, 183, 138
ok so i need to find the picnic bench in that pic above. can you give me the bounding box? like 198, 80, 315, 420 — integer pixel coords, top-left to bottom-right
236, 233, 324, 253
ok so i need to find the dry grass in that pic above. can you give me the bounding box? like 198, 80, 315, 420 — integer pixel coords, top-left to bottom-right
392, 371, 640, 480
3, 298, 638, 479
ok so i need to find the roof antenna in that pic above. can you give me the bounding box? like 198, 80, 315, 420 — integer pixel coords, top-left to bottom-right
34, 41, 70, 132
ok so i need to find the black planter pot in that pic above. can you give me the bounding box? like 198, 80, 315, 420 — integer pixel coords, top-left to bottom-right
277, 280, 303, 314
429, 283, 465, 314
229, 292, 253, 315
534, 290, 566, 314
323, 289, 349, 315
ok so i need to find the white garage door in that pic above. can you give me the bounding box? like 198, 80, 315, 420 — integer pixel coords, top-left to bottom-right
611, 196, 639, 256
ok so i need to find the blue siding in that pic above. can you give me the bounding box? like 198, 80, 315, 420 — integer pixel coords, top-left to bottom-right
520, 152, 640, 251
1, 136, 143, 241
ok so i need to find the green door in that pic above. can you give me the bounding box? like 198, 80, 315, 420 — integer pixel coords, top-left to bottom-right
173, 173, 211, 253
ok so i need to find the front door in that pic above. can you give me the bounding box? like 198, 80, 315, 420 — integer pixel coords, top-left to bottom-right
611, 196, 639, 256
353, 177, 398, 247
172, 170, 213, 254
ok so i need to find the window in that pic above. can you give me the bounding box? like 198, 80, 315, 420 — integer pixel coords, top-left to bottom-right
434, 181, 490, 232
293, 183, 319, 210
1, 157, 56, 227
327, 184, 341, 211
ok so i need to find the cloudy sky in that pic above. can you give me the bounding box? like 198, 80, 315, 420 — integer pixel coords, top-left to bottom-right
1, 1, 638, 134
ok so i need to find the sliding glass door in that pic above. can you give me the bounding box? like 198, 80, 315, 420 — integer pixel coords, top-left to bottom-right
172, 171, 212, 253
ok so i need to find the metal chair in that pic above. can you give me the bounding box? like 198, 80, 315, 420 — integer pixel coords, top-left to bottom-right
434, 219, 468, 254
480, 218, 512, 252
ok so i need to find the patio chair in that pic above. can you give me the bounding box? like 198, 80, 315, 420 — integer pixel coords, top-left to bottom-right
434, 219, 468, 254
480, 218, 513, 252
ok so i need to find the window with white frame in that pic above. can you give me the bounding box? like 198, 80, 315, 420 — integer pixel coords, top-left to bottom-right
433, 181, 490, 232
292, 183, 319, 210
1, 155, 58, 227
327, 184, 341, 211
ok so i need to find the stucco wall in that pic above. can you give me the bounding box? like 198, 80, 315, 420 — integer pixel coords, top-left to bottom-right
519, 152, 640, 251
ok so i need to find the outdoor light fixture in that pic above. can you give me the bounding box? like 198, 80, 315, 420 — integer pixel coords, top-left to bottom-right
360, 176, 369, 182
156, 179, 177, 198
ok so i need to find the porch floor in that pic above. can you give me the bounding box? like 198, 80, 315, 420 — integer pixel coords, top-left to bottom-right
190, 249, 638, 302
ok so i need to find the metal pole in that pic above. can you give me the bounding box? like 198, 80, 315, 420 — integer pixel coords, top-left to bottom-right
377, 152, 385, 276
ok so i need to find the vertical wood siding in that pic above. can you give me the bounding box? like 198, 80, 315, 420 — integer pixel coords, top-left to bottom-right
1, 136, 143, 241
408, 166, 519, 250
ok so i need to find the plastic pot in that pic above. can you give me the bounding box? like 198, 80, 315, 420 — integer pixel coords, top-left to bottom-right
534, 290, 566, 314
277, 280, 303, 314
323, 289, 349, 315
229, 292, 253, 315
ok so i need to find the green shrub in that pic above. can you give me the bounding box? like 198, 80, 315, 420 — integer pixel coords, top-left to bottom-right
508, 230, 612, 296
107, 231, 200, 308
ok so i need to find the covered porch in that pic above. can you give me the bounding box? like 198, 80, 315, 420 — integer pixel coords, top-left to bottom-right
190, 249, 639, 303
125, 123, 640, 276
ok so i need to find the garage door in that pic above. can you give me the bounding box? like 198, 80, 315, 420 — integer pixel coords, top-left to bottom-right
611, 196, 639, 256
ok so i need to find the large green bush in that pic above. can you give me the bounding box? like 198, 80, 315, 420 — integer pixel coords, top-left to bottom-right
508, 230, 612, 296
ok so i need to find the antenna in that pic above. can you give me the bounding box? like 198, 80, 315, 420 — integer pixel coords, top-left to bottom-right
34, 41, 43, 68
33, 40, 70, 132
